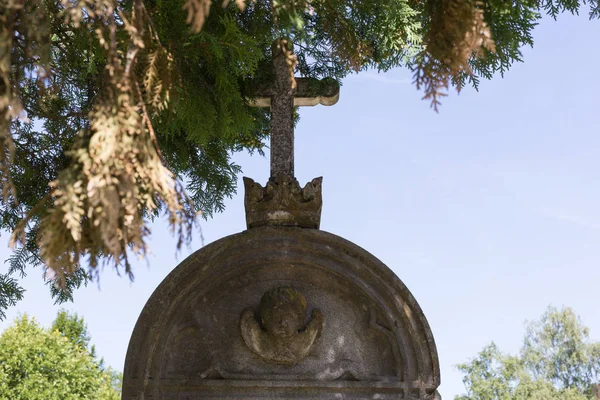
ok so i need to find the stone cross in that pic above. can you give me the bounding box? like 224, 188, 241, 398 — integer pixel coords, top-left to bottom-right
123, 41, 441, 400
248, 39, 339, 178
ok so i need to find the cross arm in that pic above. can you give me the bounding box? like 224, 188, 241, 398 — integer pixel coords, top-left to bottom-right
246, 77, 340, 108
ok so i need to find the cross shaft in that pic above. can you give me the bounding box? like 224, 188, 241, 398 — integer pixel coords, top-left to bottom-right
247, 39, 340, 178
270, 40, 295, 177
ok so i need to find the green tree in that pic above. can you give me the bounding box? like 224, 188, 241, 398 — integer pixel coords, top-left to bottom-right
0, 311, 121, 400
456, 306, 600, 400
0, 0, 598, 316
52, 309, 93, 351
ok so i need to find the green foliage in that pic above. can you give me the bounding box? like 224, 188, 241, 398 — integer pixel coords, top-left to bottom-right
52, 309, 93, 351
521, 307, 600, 394
0, 0, 597, 317
0, 274, 23, 320
0, 312, 120, 399
455, 306, 600, 400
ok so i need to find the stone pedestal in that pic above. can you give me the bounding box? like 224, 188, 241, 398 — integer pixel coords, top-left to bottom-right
122, 226, 440, 399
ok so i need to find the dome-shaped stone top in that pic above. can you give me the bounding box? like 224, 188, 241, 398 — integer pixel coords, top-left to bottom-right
122, 226, 440, 400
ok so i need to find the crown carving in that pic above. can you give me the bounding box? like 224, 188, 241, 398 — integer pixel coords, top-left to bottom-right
243, 175, 322, 229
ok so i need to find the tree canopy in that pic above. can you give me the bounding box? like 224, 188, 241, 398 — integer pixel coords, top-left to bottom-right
455, 306, 600, 400
0, 310, 121, 399
0, 0, 598, 316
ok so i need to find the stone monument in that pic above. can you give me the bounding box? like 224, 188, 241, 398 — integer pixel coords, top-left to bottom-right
122, 39, 441, 400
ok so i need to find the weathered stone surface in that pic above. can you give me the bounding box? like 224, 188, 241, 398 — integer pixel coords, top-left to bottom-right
246, 39, 340, 178
269, 39, 295, 177
122, 227, 440, 399
244, 175, 322, 229
241, 287, 324, 365
247, 77, 340, 108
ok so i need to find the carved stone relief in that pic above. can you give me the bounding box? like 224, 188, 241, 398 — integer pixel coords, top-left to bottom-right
240, 287, 323, 365
122, 227, 441, 399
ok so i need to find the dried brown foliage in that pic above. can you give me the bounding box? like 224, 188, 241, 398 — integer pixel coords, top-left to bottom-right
414, 0, 496, 111
1, 0, 552, 289
7, 0, 199, 286
320, 0, 374, 72
1, 0, 52, 202
183, 0, 213, 32
183, 0, 246, 32
273, 39, 299, 88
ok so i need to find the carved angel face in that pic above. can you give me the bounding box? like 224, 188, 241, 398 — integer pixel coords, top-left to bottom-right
259, 288, 307, 338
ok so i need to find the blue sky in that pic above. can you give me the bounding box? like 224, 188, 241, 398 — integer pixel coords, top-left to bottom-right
1, 12, 599, 399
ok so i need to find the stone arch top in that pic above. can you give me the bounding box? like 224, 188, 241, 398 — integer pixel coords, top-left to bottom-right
122, 226, 440, 400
